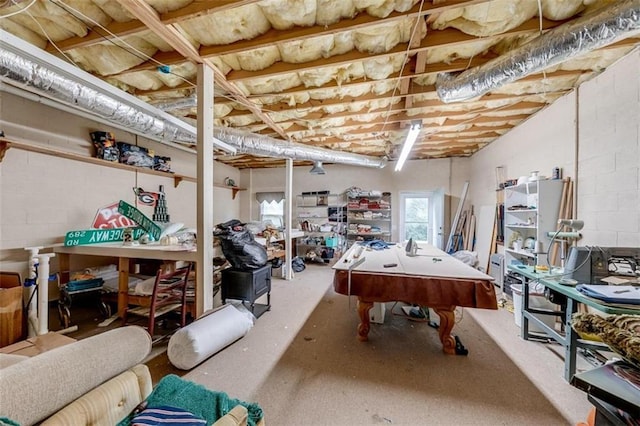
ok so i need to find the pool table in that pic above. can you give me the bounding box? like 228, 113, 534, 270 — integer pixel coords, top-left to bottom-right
333, 242, 497, 354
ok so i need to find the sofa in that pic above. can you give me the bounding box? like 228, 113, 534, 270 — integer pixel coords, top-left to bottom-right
0, 326, 261, 425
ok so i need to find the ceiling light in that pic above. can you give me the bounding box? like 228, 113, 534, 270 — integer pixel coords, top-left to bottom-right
394, 121, 422, 172
310, 161, 326, 175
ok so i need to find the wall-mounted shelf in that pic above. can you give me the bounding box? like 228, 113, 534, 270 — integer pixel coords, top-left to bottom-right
0, 137, 246, 198
213, 183, 246, 199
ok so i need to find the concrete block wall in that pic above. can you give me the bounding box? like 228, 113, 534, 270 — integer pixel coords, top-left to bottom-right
468, 48, 640, 250
576, 51, 640, 247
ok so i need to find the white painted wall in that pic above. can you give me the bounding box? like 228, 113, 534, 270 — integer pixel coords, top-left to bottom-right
576, 50, 640, 247
238, 157, 471, 243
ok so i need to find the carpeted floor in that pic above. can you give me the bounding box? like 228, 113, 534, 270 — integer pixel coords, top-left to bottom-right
176, 264, 591, 426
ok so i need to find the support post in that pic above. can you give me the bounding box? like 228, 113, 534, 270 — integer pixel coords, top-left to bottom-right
36, 253, 55, 335
196, 63, 215, 316
285, 158, 293, 280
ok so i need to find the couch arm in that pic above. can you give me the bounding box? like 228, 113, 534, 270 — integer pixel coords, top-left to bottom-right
42, 364, 152, 426
0, 326, 151, 425
213, 405, 248, 426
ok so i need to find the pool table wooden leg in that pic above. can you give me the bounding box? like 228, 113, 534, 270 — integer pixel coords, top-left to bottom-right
356, 299, 373, 341
433, 306, 456, 355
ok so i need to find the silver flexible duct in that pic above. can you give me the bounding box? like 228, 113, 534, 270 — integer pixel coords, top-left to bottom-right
153, 96, 197, 111
213, 127, 387, 168
0, 31, 387, 168
436, 0, 640, 103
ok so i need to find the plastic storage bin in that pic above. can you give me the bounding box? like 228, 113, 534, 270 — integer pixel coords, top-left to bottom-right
510, 284, 557, 333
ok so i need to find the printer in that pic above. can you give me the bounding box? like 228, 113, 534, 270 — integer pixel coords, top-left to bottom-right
564, 246, 640, 284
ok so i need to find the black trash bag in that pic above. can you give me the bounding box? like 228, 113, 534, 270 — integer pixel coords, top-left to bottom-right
291, 256, 306, 273
214, 219, 268, 269
270, 257, 283, 269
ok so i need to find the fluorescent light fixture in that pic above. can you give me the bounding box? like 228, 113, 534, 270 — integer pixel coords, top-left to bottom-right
310, 161, 326, 175
394, 121, 422, 172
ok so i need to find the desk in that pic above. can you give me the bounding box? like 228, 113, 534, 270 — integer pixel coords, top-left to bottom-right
333, 243, 497, 354
506, 265, 640, 381
572, 361, 640, 424
53, 243, 197, 319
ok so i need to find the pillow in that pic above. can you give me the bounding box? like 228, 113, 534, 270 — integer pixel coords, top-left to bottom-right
120, 375, 263, 426
131, 405, 205, 425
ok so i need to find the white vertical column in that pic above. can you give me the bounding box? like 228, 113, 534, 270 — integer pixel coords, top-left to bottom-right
196, 64, 214, 316
285, 158, 294, 280
36, 253, 55, 335
24, 246, 43, 337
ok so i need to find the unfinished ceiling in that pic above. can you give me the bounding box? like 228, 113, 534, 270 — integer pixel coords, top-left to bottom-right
1, 0, 639, 169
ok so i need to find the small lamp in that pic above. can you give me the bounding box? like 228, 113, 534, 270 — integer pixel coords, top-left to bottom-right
547, 219, 584, 270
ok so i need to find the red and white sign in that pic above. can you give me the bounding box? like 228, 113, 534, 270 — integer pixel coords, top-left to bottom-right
92, 202, 138, 229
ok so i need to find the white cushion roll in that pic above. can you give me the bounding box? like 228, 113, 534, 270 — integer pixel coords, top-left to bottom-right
168, 304, 254, 370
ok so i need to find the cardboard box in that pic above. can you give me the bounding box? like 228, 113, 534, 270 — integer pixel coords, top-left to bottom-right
90, 131, 119, 162
0, 332, 76, 357
0, 274, 23, 347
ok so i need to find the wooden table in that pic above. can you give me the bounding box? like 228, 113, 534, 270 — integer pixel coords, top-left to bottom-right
333, 243, 497, 355
53, 243, 197, 319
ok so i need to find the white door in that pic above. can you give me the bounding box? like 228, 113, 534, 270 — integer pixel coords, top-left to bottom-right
399, 190, 445, 249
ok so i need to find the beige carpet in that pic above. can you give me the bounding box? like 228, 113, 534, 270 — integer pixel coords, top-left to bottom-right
181, 264, 591, 426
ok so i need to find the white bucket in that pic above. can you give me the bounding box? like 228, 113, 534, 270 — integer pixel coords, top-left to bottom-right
369, 302, 386, 324
510, 284, 556, 333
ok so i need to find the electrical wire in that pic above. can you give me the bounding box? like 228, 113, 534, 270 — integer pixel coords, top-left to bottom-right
0, 0, 36, 19
379, 0, 426, 136
9, 0, 78, 65
48, 0, 196, 89
46, 0, 284, 117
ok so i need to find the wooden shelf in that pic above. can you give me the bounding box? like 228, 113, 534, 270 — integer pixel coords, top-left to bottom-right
213, 183, 245, 199
0, 137, 246, 198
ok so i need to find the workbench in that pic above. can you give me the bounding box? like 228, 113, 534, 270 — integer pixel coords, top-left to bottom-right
506, 264, 640, 381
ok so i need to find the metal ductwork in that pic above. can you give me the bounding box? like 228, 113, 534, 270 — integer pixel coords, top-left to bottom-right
436, 0, 640, 103
153, 96, 198, 112
212, 127, 386, 168
0, 29, 387, 169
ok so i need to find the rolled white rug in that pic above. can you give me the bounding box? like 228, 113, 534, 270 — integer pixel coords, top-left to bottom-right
168, 304, 254, 370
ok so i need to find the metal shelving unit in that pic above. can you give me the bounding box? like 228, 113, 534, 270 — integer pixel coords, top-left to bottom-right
346, 191, 391, 247
295, 192, 346, 263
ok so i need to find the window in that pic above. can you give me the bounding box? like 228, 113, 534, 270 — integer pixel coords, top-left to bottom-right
260, 199, 284, 227
401, 194, 430, 242
256, 192, 285, 227
399, 190, 444, 248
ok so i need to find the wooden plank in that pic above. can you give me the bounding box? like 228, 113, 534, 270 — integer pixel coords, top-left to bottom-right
475, 205, 497, 273
446, 181, 469, 253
